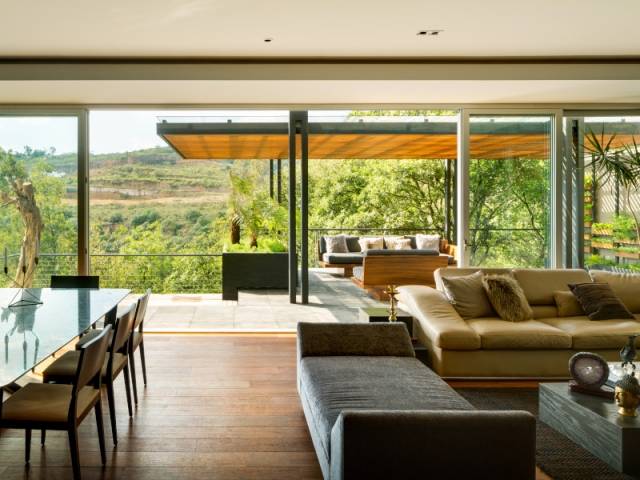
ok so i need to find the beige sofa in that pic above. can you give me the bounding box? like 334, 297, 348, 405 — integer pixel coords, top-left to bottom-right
398, 268, 640, 379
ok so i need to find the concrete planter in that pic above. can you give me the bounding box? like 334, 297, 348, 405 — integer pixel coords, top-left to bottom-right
222, 252, 289, 301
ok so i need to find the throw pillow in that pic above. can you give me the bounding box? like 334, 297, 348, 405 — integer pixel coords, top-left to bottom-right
358, 236, 384, 251
441, 271, 495, 319
482, 275, 534, 322
554, 290, 585, 317
324, 235, 348, 254
589, 270, 640, 313
416, 233, 441, 251
568, 282, 635, 320
385, 236, 412, 250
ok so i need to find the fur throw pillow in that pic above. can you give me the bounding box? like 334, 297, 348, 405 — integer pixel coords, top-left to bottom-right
482, 275, 534, 322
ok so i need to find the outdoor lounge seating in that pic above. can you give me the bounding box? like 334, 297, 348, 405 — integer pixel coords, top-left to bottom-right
317, 235, 456, 278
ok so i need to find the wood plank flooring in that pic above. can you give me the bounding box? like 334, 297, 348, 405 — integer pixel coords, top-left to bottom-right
0, 334, 551, 479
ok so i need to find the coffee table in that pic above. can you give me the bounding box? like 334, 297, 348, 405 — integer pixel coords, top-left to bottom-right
539, 382, 640, 475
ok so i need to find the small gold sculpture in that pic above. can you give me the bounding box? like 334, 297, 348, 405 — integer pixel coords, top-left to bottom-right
614, 374, 640, 417
385, 284, 399, 322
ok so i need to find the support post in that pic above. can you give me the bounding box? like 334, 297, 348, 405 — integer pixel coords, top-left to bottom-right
77, 109, 90, 275
456, 113, 469, 267
615, 153, 620, 216
277, 158, 282, 204
269, 159, 274, 199
299, 112, 309, 305
288, 115, 297, 304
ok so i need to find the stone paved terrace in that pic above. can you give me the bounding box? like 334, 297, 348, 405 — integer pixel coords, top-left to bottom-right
121, 268, 385, 332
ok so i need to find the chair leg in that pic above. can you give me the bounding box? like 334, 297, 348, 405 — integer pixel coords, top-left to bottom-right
129, 350, 139, 406
139, 339, 148, 386
41, 429, 46, 446
68, 426, 81, 480
123, 364, 133, 418
106, 380, 118, 445
95, 400, 107, 465
25, 429, 31, 464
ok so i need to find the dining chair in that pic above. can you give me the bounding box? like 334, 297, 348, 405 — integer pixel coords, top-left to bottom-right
129, 289, 150, 405
0, 325, 111, 480
50, 275, 100, 289
42, 304, 135, 445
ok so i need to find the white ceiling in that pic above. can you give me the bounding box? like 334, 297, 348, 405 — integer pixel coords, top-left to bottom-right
2, 0, 640, 58
1, 80, 640, 105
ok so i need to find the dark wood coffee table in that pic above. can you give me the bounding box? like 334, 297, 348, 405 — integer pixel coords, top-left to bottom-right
539, 382, 640, 475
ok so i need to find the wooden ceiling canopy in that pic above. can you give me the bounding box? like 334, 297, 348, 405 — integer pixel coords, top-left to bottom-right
158, 121, 638, 161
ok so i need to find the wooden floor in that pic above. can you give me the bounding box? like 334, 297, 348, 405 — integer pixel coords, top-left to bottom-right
0, 334, 550, 480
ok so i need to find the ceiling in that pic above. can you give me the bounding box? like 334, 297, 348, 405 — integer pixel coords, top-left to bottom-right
1, 0, 640, 58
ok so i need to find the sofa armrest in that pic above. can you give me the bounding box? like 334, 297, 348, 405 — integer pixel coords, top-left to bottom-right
297, 322, 414, 360
330, 410, 536, 480
397, 285, 481, 350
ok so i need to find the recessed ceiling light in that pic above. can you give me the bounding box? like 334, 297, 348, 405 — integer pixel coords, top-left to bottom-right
264, 38, 273, 43
417, 30, 443, 37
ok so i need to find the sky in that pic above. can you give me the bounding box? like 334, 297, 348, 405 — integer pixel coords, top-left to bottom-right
0, 110, 350, 155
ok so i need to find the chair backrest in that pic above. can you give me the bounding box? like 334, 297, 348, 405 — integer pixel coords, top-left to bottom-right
74, 325, 112, 391
111, 304, 136, 355
51, 275, 100, 289
133, 289, 151, 331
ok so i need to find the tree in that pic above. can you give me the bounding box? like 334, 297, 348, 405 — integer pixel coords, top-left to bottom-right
0, 149, 43, 286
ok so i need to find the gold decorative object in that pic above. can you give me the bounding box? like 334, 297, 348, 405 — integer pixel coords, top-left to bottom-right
384, 284, 399, 322
614, 374, 640, 417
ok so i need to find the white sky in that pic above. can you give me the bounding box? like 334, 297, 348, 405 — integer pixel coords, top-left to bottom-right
0, 110, 350, 155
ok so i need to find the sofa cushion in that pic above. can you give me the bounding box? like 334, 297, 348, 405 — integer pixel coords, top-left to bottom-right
441, 271, 495, 319
554, 291, 585, 317
416, 234, 441, 250
467, 318, 572, 350
320, 235, 361, 254
397, 285, 481, 350
299, 356, 473, 463
482, 275, 534, 322
322, 252, 363, 265
358, 237, 384, 251
590, 270, 640, 313
352, 266, 363, 281
512, 269, 592, 305
434, 267, 512, 292
531, 305, 559, 319
364, 249, 439, 256
541, 316, 640, 349
569, 282, 635, 320
384, 236, 412, 250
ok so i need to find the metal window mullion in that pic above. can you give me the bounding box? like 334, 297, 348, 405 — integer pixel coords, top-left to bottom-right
456, 110, 470, 267
77, 109, 90, 275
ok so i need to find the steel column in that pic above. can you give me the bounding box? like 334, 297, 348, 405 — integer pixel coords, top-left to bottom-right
77, 109, 90, 275
288, 115, 297, 304
456, 112, 469, 267
298, 112, 309, 304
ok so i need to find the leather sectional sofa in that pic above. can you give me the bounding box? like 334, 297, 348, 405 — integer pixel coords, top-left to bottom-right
398, 268, 640, 378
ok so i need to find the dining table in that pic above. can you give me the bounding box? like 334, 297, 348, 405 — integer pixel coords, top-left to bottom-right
0, 287, 130, 390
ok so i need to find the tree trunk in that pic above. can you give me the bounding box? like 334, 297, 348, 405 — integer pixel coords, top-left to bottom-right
249, 232, 258, 248
230, 214, 241, 244
14, 182, 43, 287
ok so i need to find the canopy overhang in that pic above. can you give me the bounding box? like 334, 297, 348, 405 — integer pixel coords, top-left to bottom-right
157, 120, 639, 161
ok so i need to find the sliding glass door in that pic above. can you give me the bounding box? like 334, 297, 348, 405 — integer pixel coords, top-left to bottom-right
458, 111, 560, 268
0, 114, 80, 286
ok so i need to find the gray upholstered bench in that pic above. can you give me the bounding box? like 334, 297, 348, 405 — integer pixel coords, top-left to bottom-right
297, 322, 536, 480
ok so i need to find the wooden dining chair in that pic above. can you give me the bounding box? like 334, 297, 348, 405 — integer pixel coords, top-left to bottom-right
50, 275, 100, 289
129, 289, 150, 405
0, 325, 111, 480
42, 304, 135, 445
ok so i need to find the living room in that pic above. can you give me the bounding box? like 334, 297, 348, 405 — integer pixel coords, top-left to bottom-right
2, 1, 640, 479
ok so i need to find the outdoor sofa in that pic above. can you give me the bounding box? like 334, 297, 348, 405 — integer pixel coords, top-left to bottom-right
297, 322, 536, 480
398, 268, 640, 378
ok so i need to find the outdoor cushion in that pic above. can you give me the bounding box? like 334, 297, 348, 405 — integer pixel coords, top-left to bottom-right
352, 266, 363, 281
320, 235, 361, 254
358, 237, 384, 251
590, 270, 640, 313
384, 236, 412, 250
512, 268, 592, 305
364, 249, 439, 256
322, 252, 363, 265
416, 233, 440, 250
541, 316, 640, 349
467, 318, 572, 350
299, 355, 473, 464
324, 235, 348, 253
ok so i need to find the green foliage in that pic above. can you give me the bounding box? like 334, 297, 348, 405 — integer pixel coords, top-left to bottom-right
612, 214, 638, 242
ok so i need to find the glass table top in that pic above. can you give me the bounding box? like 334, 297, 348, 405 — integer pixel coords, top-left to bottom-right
0, 288, 129, 387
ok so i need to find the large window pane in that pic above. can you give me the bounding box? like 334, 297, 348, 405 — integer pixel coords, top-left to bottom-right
0, 116, 78, 287
468, 115, 552, 267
